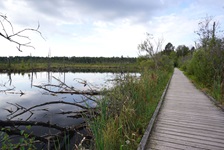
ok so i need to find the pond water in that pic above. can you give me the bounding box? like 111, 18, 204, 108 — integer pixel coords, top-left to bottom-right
0, 72, 121, 122
0, 71, 138, 148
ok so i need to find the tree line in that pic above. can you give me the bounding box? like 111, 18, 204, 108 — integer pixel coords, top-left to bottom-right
0, 56, 136, 64
137, 35, 194, 72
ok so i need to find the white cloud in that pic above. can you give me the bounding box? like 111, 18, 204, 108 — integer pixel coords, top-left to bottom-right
0, 0, 224, 57
148, 14, 198, 46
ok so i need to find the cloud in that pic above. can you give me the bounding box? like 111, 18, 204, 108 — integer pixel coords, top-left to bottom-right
25, 0, 167, 23
0, 0, 224, 57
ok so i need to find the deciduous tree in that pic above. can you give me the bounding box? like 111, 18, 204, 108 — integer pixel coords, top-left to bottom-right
138, 33, 163, 69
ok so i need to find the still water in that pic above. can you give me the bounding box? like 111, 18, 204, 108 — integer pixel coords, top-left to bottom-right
0, 71, 139, 148
0, 72, 119, 123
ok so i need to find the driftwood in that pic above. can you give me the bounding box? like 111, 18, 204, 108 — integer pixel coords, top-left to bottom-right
2, 91, 98, 148
0, 119, 89, 147
34, 84, 101, 95
1, 126, 48, 143
1, 100, 94, 148
7, 100, 93, 121
33, 76, 104, 96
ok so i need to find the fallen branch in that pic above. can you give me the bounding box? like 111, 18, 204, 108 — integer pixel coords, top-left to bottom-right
0, 120, 88, 133
34, 85, 101, 95
0, 120, 89, 146
33, 76, 106, 96
8, 101, 90, 120
1, 127, 48, 143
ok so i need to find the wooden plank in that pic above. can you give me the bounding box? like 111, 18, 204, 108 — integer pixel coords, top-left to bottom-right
161, 110, 223, 116
145, 68, 224, 150
157, 118, 224, 129
148, 139, 205, 150
147, 140, 186, 150
151, 131, 224, 148
150, 135, 224, 150
154, 125, 224, 140
154, 129, 224, 144
137, 72, 173, 150
158, 112, 224, 120
155, 120, 224, 134
157, 119, 224, 132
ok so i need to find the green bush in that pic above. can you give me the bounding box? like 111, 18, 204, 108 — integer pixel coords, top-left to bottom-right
187, 49, 213, 87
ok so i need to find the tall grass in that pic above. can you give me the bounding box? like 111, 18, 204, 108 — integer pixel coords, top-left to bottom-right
89, 68, 172, 150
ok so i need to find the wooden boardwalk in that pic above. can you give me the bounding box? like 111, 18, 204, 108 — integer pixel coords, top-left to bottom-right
146, 68, 224, 150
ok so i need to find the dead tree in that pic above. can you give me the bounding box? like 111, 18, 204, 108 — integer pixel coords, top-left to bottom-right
138, 33, 164, 69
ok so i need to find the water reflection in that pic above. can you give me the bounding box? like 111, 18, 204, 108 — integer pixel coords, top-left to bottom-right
0, 71, 139, 148
0, 72, 118, 120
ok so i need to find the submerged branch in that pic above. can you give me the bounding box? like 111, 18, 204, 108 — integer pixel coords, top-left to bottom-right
1, 127, 48, 143
33, 76, 106, 96
8, 101, 90, 120
0, 120, 89, 145
0, 120, 65, 131
34, 85, 101, 95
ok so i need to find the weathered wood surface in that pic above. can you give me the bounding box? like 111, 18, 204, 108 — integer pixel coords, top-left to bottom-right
146, 68, 224, 150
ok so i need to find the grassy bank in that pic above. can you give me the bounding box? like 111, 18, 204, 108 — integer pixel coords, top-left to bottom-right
89, 68, 173, 150
0, 62, 139, 73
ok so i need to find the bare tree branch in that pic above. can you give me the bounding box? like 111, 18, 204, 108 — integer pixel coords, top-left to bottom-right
33, 76, 104, 96
0, 120, 66, 131
8, 101, 90, 120
0, 14, 44, 52
34, 84, 101, 95
138, 33, 164, 69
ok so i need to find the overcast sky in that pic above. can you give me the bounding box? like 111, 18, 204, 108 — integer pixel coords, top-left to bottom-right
0, 0, 223, 57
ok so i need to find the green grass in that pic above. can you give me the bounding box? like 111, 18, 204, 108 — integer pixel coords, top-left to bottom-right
89, 68, 173, 150
0, 62, 139, 73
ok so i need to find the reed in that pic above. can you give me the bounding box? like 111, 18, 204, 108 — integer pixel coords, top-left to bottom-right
89, 68, 173, 150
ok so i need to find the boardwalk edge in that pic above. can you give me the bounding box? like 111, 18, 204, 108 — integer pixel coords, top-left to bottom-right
137, 72, 173, 150
182, 70, 224, 112
202, 91, 224, 111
